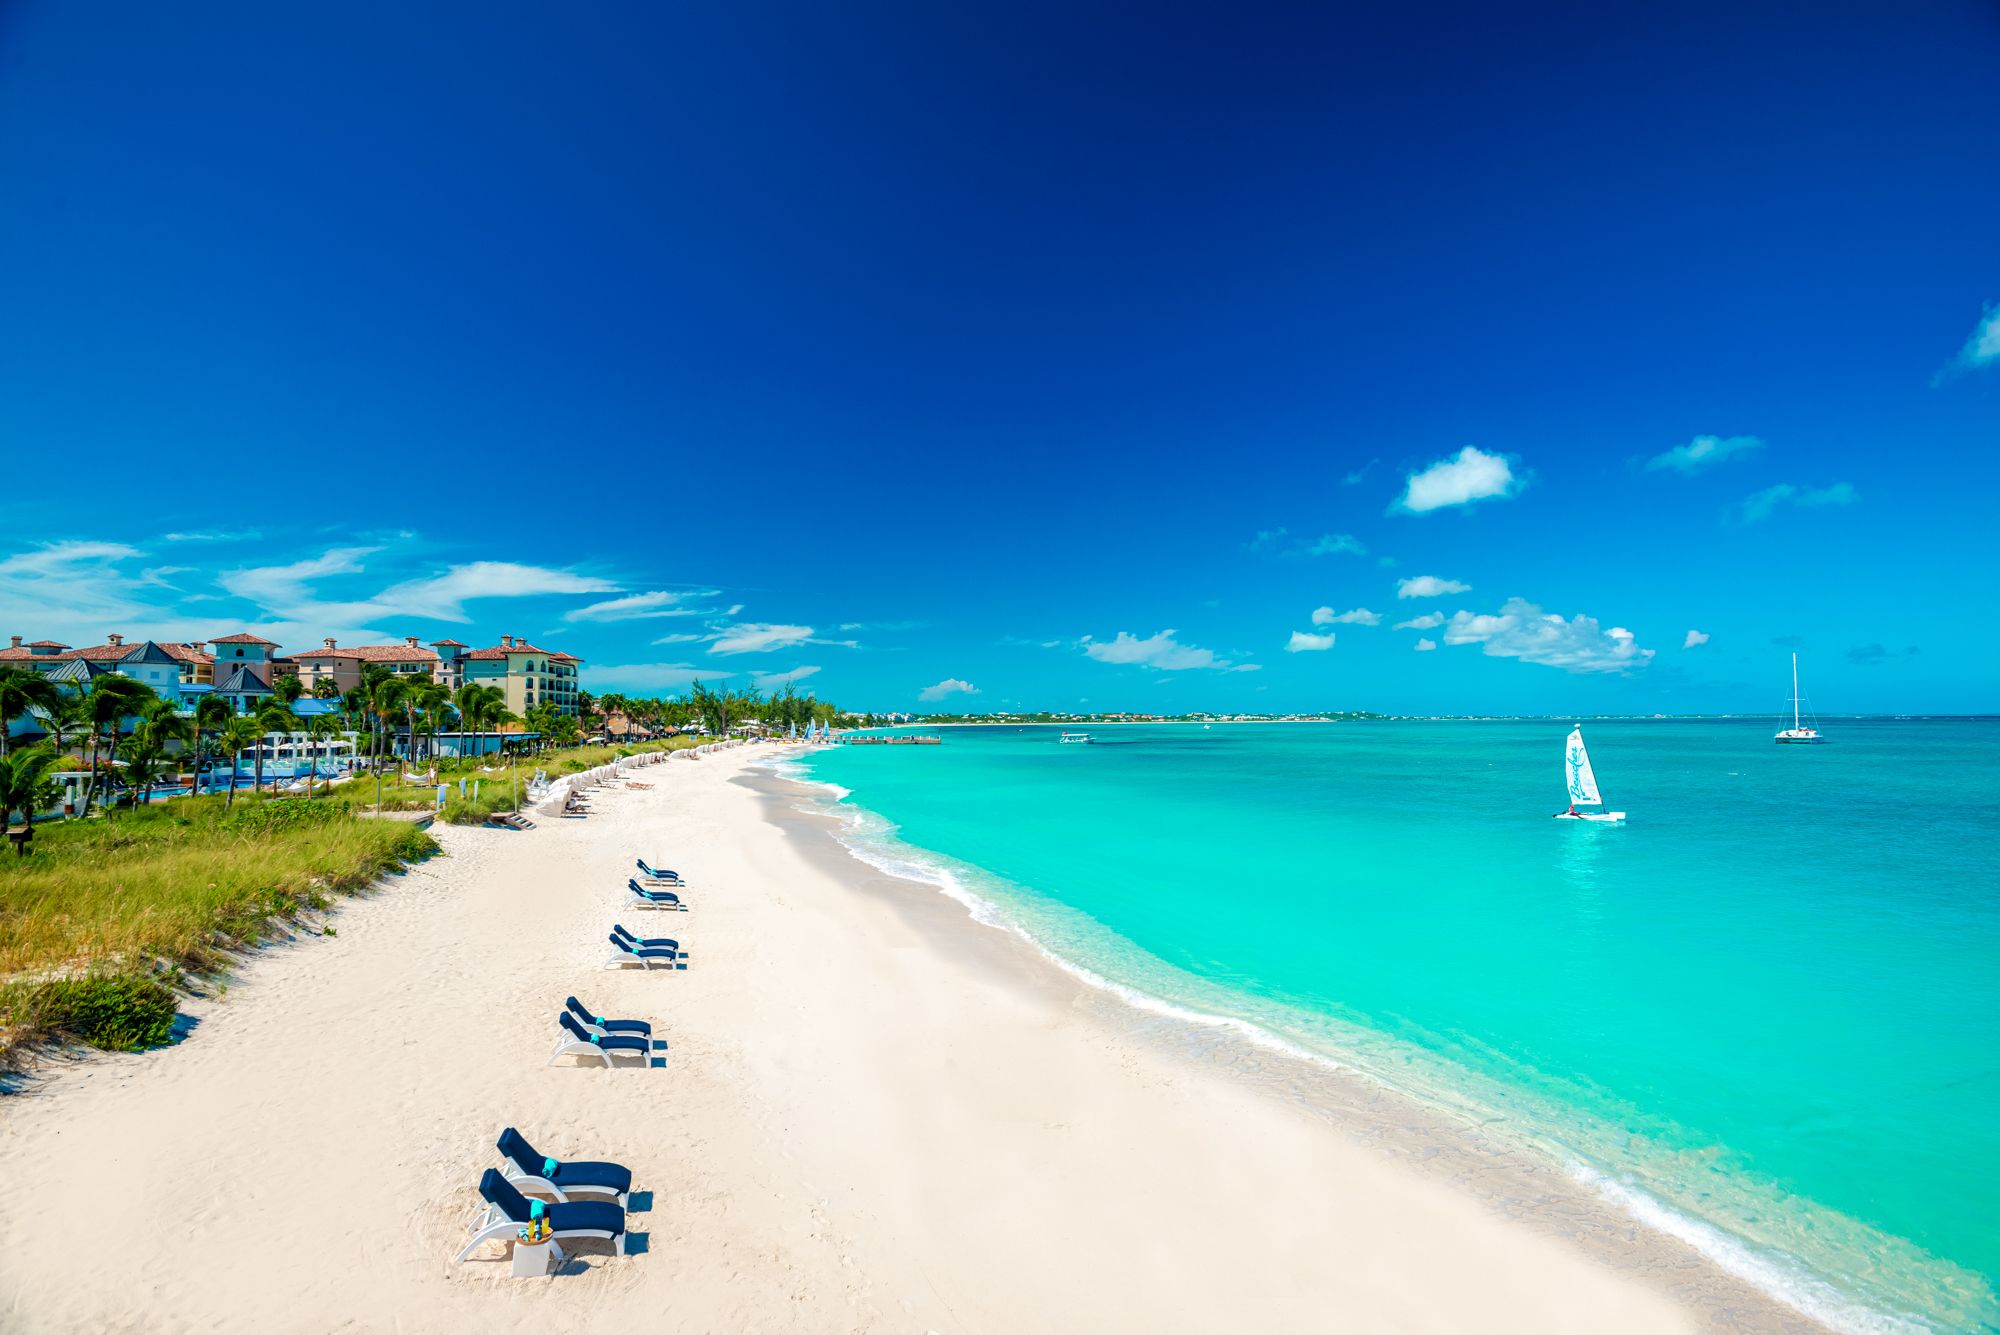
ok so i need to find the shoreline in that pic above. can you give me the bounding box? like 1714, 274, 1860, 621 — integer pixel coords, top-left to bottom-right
0, 746, 1828, 1331
746, 760, 1837, 1334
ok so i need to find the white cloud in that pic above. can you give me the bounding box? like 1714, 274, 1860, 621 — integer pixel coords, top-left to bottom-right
1343, 458, 1379, 486
576, 663, 732, 691
1393, 447, 1523, 514
163, 529, 261, 543
1737, 482, 1857, 523
1312, 606, 1380, 626
564, 589, 717, 622
708, 623, 814, 655
1414, 638, 1438, 652
1395, 611, 1445, 630
753, 665, 821, 690
0, 540, 219, 645
1645, 434, 1763, 474
220, 549, 616, 626
1304, 533, 1365, 557
1286, 631, 1336, 652
1081, 630, 1247, 672
650, 632, 704, 645
919, 677, 980, 702
1935, 304, 2000, 383
1683, 629, 1710, 650
1397, 575, 1471, 599
1442, 597, 1654, 674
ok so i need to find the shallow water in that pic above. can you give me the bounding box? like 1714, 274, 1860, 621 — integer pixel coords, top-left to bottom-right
794, 720, 2000, 1333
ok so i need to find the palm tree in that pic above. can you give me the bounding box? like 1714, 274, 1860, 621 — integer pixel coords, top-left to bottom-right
78, 676, 157, 819
404, 680, 447, 772
0, 743, 58, 854
37, 690, 90, 812
216, 716, 260, 808
304, 714, 339, 794
311, 677, 343, 699
131, 697, 190, 804
252, 700, 297, 794
0, 665, 61, 759
121, 742, 168, 810
453, 682, 501, 760
188, 694, 232, 793
369, 676, 409, 792
272, 673, 304, 706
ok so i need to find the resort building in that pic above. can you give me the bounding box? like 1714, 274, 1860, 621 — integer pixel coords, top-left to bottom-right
4, 627, 586, 719
460, 636, 585, 717
292, 637, 444, 696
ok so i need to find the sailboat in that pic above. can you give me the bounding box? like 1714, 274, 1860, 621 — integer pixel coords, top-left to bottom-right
1554, 726, 1626, 822
1774, 653, 1824, 744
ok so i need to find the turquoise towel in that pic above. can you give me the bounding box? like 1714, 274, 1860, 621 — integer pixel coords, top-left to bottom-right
543, 1157, 559, 1179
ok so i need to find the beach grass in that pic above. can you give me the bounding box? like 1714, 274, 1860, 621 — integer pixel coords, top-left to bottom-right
283, 738, 704, 822
0, 795, 436, 1060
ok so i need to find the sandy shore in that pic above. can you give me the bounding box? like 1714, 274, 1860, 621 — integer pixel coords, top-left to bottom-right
0, 746, 1823, 1332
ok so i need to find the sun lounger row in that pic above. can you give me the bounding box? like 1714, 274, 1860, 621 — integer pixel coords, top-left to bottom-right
606, 925, 680, 969
485, 812, 535, 831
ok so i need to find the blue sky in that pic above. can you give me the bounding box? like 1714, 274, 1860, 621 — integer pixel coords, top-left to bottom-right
1, 2, 1994, 714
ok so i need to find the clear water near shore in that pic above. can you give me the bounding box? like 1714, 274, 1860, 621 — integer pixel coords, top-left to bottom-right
783, 720, 2000, 1334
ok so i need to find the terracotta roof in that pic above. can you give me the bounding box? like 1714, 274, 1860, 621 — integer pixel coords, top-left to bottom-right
66, 642, 141, 661
292, 648, 363, 660
209, 632, 280, 645
550, 652, 580, 662
160, 642, 214, 665
430, 638, 468, 648
27, 640, 70, 649
311, 644, 439, 663
463, 641, 556, 660
0, 645, 41, 661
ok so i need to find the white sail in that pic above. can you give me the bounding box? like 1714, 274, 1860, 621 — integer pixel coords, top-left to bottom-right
1564, 727, 1602, 806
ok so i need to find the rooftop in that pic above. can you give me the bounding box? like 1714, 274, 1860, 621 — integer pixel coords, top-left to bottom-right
209, 632, 280, 646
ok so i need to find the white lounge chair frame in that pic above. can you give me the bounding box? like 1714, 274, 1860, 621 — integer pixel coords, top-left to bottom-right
455, 1206, 623, 1262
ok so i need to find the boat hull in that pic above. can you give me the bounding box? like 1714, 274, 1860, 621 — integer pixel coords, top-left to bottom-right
1555, 811, 1626, 822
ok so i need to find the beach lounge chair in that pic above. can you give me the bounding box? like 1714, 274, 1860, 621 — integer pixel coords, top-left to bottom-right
635, 859, 683, 885
496, 1126, 633, 1205
605, 934, 678, 970
455, 1167, 626, 1261
611, 924, 679, 952
564, 995, 651, 1039
625, 879, 683, 910
550, 1011, 650, 1066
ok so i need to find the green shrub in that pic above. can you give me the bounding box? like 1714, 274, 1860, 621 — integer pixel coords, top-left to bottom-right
11, 973, 179, 1052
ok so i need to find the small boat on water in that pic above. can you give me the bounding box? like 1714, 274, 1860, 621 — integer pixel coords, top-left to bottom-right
1058, 731, 1093, 745
1555, 726, 1626, 822
1774, 653, 1824, 744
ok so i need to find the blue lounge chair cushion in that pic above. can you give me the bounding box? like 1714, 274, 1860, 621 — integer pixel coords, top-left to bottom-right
608, 935, 676, 963
499, 1127, 635, 1197
559, 1011, 650, 1052
564, 996, 651, 1037
479, 1169, 625, 1237
627, 879, 681, 904
612, 925, 679, 951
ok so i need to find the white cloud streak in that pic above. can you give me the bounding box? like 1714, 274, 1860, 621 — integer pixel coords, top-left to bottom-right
1286, 631, 1336, 652
1683, 629, 1710, 650
1397, 575, 1471, 599
1737, 482, 1857, 523
1394, 611, 1445, 630
1312, 606, 1380, 626
1394, 447, 1523, 514
1442, 598, 1654, 674
1645, 434, 1763, 474
1935, 304, 2000, 383
919, 677, 980, 701
1081, 630, 1252, 672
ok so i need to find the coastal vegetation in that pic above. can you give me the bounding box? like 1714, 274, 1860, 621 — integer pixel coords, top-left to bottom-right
0, 795, 435, 1062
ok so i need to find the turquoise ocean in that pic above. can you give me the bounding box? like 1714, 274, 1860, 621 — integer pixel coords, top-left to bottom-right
781, 720, 2000, 1333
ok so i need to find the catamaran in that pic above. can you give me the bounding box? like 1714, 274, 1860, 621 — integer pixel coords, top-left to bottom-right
1774, 653, 1824, 744
1555, 726, 1626, 822
1058, 731, 1093, 745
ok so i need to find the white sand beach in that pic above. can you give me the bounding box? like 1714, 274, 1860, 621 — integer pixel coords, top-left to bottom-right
0, 747, 1822, 1333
